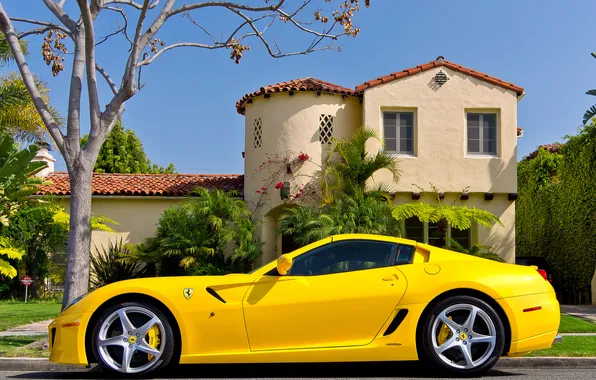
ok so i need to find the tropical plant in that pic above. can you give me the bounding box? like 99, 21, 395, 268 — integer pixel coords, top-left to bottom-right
89, 240, 149, 289
279, 191, 404, 248
584, 52, 596, 124
318, 128, 400, 205
446, 238, 505, 263
0, 236, 23, 279
141, 188, 260, 275
0, 31, 27, 66
392, 184, 502, 247
0, 135, 47, 225
80, 120, 176, 174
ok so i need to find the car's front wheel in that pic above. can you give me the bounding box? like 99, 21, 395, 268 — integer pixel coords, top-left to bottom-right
91, 302, 175, 375
420, 296, 505, 376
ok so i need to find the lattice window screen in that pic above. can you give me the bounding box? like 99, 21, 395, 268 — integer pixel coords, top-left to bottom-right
253, 118, 263, 148
319, 114, 334, 144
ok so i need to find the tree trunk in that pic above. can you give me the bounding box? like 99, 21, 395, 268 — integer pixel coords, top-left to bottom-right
61, 163, 93, 310
29, 246, 39, 299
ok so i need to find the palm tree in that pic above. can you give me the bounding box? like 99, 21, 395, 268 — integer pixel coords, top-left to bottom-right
0, 134, 47, 279
0, 31, 27, 66
140, 187, 260, 274
1, 32, 58, 143
392, 184, 502, 247
318, 127, 400, 205
584, 52, 596, 124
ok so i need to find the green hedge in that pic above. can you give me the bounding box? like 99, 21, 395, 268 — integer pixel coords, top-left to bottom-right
517, 123, 596, 302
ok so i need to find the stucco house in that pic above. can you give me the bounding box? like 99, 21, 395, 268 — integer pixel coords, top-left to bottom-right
238, 57, 524, 264
35, 56, 523, 268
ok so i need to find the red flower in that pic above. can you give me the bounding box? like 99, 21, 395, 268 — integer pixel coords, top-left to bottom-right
274, 182, 284, 189
295, 193, 301, 199
298, 153, 309, 161
261, 187, 267, 191
255, 190, 261, 194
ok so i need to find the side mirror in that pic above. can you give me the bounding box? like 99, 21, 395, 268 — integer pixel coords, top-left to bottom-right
277, 254, 293, 276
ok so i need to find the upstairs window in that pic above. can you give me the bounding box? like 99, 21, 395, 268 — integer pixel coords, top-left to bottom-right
319, 114, 334, 144
383, 112, 414, 155
253, 118, 262, 148
467, 113, 497, 155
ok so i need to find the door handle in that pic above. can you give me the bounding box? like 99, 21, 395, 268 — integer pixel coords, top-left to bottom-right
382, 274, 398, 281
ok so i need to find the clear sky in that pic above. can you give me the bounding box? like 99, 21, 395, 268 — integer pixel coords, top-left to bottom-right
2, 0, 595, 174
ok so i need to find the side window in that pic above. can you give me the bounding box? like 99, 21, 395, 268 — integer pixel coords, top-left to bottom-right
288, 240, 397, 276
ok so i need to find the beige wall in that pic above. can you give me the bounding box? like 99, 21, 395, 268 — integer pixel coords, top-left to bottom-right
363, 66, 519, 194
59, 196, 184, 247
243, 92, 362, 262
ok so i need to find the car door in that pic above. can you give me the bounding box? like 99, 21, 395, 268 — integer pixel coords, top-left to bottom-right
242, 239, 410, 351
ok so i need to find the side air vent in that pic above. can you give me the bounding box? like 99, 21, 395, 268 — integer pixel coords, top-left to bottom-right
206, 287, 226, 303
50, 327, 56, 348
383, 309, 409, 336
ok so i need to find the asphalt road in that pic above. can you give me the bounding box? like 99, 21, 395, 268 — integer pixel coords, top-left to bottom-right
0, 363, 595, 380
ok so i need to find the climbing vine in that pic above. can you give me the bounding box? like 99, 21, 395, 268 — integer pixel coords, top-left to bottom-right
517, 122, 596, 303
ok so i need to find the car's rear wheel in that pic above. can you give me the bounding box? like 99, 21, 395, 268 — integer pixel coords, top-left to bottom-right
92, 302, 175, 375
420, 296, 505, 376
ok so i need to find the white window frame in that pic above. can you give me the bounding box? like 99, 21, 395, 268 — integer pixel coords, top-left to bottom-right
383, 111, 415, 156
466, 112, 498, 156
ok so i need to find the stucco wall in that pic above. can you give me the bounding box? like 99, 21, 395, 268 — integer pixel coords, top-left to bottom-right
59, 196, 184, 247
243, 92, 362, 263
363, 66, 519, 194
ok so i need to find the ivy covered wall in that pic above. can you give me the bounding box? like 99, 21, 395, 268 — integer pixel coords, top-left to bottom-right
517, 122, 596, 303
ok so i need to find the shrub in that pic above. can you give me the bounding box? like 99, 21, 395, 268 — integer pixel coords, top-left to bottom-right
89, 240, 149, 289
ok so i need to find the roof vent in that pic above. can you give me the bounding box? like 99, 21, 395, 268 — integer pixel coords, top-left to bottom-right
436, 56, 445, 62
433, 70, 449, 87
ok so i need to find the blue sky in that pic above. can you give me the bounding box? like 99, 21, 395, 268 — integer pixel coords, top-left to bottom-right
2, 0, 595, 174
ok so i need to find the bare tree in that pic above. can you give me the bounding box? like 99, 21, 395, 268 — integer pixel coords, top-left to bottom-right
0, 0, 370, 309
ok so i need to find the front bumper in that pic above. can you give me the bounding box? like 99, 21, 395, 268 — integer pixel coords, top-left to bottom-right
48, 311, 92, 366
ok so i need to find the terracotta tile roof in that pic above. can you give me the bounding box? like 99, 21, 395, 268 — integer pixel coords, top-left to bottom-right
236, 77, 358, 114
355, 59, 524, 96
35, 172, 244, 197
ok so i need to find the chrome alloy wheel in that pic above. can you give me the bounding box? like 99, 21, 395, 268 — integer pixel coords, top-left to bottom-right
431, 303, 497, 370
97, 306, 166, 374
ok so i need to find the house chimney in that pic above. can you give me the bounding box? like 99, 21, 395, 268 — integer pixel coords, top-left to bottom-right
32, 142, 56, 177
436, 56, 445, 62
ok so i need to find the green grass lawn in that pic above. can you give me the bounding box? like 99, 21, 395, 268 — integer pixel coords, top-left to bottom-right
0, 302, 61, 332
559, 314, 596, 333
0, 336, 48, 358
526, 336, 596, 357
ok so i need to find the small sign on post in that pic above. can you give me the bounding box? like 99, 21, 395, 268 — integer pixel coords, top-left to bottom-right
21, 275, 33, 303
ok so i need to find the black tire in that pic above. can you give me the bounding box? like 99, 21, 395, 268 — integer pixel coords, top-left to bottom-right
419, 295, 505, 376
91, 302, 176, 376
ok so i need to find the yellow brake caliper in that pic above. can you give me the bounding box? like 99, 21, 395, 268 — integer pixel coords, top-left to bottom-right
437, 316, 452, 345
147, 325, 161, 361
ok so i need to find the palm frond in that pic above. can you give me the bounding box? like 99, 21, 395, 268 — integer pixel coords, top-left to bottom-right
584, 105, 596, 125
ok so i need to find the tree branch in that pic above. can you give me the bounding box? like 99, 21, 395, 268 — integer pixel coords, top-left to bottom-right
105, 0, 160, 10
10, 17, 74, 39
0, 4, 65, 150
76, 0, 101, 139
95, 63, 119, 95
41, 0, 78, 31
137, 42, 227, 66
99, 6, 133, 50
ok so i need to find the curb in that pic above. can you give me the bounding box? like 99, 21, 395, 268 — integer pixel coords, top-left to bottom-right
2, 357, 596, 372
496, 357, 596, 368
0, 358, 89, 372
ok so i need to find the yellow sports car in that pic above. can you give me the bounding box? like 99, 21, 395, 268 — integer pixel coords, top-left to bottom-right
49, 234, 561, 376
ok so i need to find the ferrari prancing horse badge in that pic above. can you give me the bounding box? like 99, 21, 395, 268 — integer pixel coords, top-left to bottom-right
183, 288, 194, 300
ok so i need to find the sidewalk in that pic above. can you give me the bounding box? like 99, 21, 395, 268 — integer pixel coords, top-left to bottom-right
0, 320, 51, 337
561, 305, 596, 323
